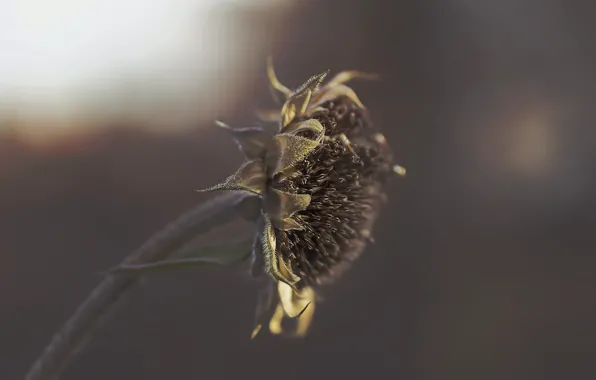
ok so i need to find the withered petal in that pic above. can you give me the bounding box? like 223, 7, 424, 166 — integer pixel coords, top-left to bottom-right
294, 288, 316, 337
196, 159, 266, 196
323, 70, 379, 89
266, 56, 292, 98
277, 281, 312, 318
273, 134, 320, 175
216, 121, 269, 160
281, 102, 298, 128
269, 283, 316, 337
266, 188, 311, 231
268, 303, 285, 335
310, 84, 365, 110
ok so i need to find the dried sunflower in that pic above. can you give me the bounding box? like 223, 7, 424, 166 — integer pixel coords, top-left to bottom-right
23, 61, 408, 380
198, 59, 406, 338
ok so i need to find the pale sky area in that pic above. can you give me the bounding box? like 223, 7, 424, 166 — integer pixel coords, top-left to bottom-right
0, 0, 291, 130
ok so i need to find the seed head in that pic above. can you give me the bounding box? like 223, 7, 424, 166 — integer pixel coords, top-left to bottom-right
198, 59, 404, 337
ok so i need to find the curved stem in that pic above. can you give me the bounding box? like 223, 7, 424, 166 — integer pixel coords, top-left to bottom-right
25, 192, 247, 380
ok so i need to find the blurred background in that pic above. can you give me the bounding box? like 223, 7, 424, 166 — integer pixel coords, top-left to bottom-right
1, 0, 595, 379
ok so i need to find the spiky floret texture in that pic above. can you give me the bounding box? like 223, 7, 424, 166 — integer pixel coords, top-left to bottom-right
272, 96, 394, 287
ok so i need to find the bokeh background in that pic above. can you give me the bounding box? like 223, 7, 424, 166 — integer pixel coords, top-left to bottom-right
1, 0, 595, 379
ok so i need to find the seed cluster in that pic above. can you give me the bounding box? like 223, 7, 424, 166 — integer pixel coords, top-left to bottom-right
272, 96, 394, 286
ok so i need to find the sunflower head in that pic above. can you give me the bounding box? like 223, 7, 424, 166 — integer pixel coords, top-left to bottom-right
198, 59, 405, 338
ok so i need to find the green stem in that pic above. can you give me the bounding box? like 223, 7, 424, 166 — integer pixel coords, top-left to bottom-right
25, 192, 248, 380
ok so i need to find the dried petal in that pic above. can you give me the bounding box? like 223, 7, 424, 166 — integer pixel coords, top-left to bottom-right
269, 283, 316, 337
266, 56, 292, 98
310, 84, 365, 110
281, 102, 298, 128
196, 159, 266, 196
268, 303, 285, 335
277, 281, 312, 318
323, 70, 379, 89
295, 292, 316, 337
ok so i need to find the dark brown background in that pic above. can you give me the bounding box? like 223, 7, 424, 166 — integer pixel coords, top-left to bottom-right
2, 0, 595, 379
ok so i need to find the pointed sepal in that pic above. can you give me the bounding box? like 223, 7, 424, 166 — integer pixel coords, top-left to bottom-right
280, 70, 329, 127
293, 70, 330, 96
261, 214, 300, 288
196, 159, 267, 196
216, 121, 269, 160
266, 188, 311, 231
272, 134, 320, 175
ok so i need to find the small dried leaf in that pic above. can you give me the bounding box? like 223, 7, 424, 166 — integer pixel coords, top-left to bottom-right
196, 159, 267, 196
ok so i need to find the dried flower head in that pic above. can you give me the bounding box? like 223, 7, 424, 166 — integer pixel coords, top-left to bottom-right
198, 58, 405, 338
